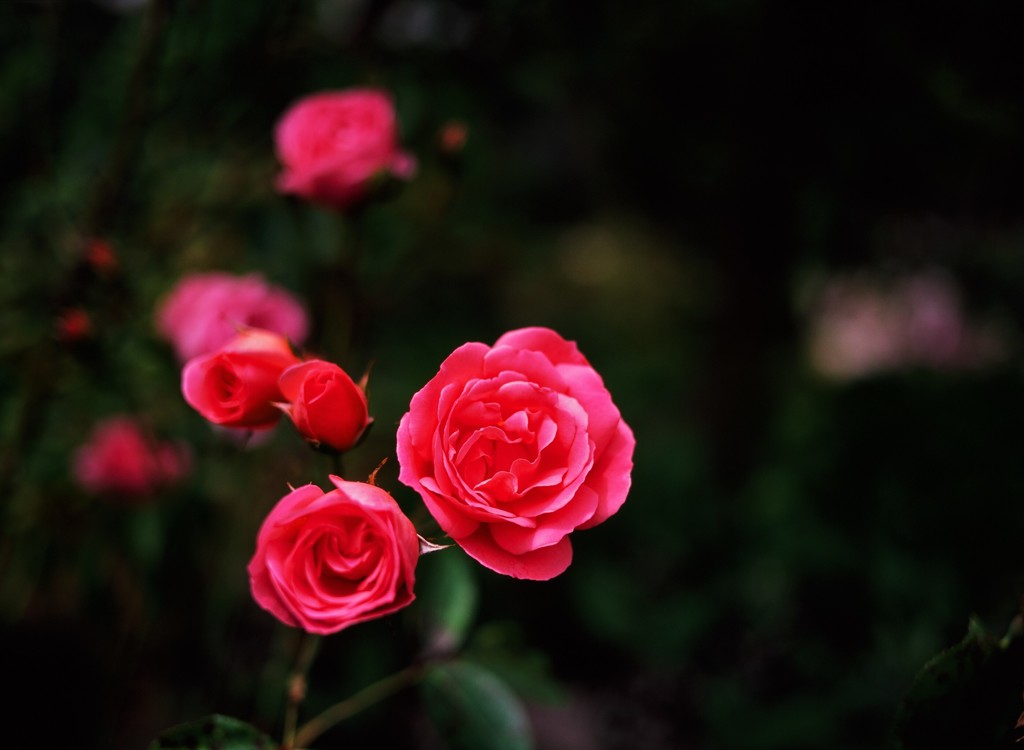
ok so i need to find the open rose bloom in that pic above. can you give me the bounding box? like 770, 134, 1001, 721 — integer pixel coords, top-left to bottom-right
275, 88, 416, 210
397, 327, 635, 580
248, 477, 419, 635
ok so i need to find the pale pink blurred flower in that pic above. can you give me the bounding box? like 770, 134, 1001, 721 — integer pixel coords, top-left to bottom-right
156, 272, 309, 362
73, 416, 191, 498
807, 270, 1005, 380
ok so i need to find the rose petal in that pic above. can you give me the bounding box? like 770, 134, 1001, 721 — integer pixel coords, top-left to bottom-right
578, 420, 636, 529
458, 529, 574, 581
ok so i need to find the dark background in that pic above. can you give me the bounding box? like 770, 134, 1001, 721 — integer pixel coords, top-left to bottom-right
2, 1, 1024, 748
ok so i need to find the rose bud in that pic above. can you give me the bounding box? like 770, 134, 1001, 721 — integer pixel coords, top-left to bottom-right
182, 328, 300, 430
55, 308, 93, 342
438, 120, 468, 154
247, 476, 419, 635
84, 238, 118, 276
278, 359, 372, 453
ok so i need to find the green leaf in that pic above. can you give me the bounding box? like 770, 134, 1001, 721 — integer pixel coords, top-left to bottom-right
466, 622, 566, 704
893, 616, 1024, 750
421, 661, 534, 750
418, 549, 478, 654
148, 714, 275, 750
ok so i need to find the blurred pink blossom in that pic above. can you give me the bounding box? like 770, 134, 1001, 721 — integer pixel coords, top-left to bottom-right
275, 88, 417, 211
806, 270, 1005, 380
73, 416, 191, 498
156, 272, 309, 362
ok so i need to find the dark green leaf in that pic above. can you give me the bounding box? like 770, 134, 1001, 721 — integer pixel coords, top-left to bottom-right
421, 661, 534, 750
894, 616, 1024, 750
466, 622, 566, 704
148, 714, 275, 750
418, 549, 478, 654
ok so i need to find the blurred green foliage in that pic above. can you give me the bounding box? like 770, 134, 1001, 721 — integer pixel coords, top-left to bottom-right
2, 0, 1024, 748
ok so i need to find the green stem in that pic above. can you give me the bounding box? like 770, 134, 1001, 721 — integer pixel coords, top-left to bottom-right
282, 632, 321, 750
331, 452, 345, 478
1000, 611, 1024, 650
342, 207, 366, 360
293, 664, 425, 748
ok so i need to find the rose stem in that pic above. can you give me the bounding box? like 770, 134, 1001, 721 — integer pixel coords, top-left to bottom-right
344, 206, 366, 360
282, 631, 321, 750
293, 664, 425, 748
331, 452, 345, 479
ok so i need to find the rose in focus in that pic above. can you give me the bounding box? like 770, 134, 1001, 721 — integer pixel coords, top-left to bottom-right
274, 88, 416, 210
279, 359, 372, 453
248, 477, 419, 635
396, 327, 635, 580
182, 328, 300, 430
73, 415, 191, 497
156, 272, 308, 362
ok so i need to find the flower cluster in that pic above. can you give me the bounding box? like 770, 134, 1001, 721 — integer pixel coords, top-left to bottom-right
178, 324, 633, 631
165, 86, 634, 639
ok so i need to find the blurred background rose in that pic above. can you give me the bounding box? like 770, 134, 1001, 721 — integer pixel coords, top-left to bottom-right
73, 415, 190, 497
805, 269, 1007, 380
156, 271, 309, 362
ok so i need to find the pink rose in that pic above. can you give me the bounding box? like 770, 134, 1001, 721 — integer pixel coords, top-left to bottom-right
274, 88, 416, 210
247, 476, 419, 635
278, 359, 372, 453
73, 415, 191, 498
182, 328, 300, 430
156, 272, 309, 363
396, 327, 635, 580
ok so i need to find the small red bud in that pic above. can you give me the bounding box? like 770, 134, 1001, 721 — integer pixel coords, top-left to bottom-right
438, 121, 468, 154
84, 238, 118, 275
56, 308, 93, 342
